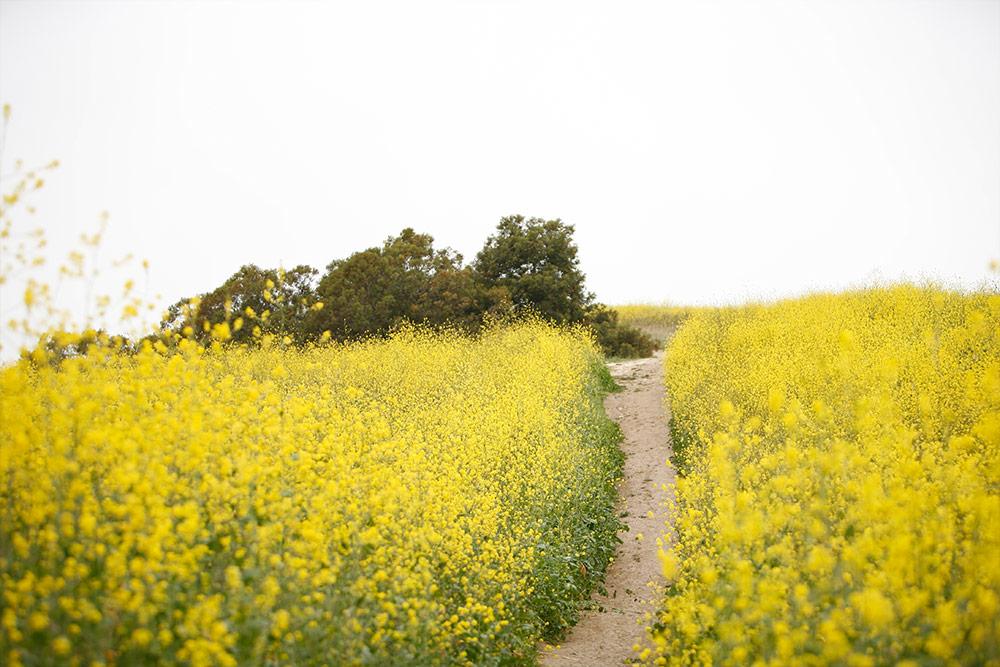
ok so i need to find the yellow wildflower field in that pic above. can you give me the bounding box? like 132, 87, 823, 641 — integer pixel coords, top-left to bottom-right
648, 286, 1000, 665
1, 323, 623, 666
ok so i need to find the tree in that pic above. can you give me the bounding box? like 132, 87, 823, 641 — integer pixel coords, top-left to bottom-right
474, 215, 656, 357
157, 221, 656, 359
160, 264, 318, 344
307, 228, 490, 339
472, 215, 592, 323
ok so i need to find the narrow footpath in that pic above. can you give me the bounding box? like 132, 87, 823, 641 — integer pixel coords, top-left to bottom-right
541, 352, 675, 666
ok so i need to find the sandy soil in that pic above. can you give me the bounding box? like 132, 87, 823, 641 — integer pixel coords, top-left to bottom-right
541, 352, 675, 666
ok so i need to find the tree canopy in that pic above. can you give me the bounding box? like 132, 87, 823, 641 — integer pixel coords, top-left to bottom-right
165, 217, 655, 357
160, 264, 317, 344
306, 228, 492, 339
473, 215, 592, 324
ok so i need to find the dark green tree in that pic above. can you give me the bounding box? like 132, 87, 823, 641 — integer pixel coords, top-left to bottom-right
473, 215, 655, 357
160, 264, 318, 344
472, 215, 592, 323
307, 228, 493, 339
156, 220, 655, 358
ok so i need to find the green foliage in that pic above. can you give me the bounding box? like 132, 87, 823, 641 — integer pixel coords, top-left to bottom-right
160, 264, 317, 343
307, 228, 500, 340
26, 330, 136, 368
584, 304, 657, 359
473, 215, 592, 324
592, 359, 622, 394
471, 215, 652, 358
530, 362, 625, 640
167, 217, 657, 358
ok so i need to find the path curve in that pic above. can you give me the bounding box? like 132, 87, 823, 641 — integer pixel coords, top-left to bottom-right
542, 352, 675, 666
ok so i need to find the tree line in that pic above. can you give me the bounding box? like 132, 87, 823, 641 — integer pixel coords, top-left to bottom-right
161, 215, 655, 358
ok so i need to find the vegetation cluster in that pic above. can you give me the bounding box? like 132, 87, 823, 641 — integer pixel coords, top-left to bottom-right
1, 130, 634, 664
645, 286, 1000, 665
161, 216, 655, 359
1, 322, 624, 666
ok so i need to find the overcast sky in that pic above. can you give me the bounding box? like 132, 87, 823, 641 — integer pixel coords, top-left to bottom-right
1, 0, 998, 327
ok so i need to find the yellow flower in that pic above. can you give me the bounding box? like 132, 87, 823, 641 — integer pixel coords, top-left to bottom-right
0, 322, 621, 664
131, 628, 153, 647
52, 636, 71, 656
647, 287, 1000, 665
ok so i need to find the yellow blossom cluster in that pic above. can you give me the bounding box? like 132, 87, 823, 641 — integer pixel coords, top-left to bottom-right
646, 286, 1000, 665
1, 322, 623, 665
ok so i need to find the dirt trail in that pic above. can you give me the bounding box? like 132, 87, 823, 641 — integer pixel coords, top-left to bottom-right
541, 352, 675, 666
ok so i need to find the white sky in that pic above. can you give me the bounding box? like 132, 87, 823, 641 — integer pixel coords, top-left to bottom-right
1, 0, 998, 323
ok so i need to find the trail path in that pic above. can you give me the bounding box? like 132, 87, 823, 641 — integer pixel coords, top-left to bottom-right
541, 352, 675, 666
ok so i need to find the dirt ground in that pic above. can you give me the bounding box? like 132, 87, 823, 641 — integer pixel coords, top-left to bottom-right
541, 352, 675, 666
